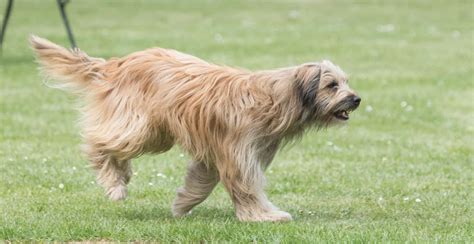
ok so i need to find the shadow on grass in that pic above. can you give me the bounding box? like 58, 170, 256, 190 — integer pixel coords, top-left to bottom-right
115, 204, 349, 223
117, 206, 172, 221
117, 205, 234, 222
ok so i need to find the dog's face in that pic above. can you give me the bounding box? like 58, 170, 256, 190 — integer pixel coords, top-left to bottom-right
295, 60, 361, 124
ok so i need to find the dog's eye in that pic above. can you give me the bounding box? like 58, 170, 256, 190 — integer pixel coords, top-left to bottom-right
328, 81, 338, 89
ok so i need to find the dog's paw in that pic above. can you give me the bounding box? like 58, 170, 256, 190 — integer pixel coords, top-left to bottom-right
171, 198, 193, 218
238, 210, 293, 222
106, 185, 128, 201
172, 206, 192, 218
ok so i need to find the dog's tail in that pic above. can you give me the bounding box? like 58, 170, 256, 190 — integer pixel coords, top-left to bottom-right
30, 35, 106, 94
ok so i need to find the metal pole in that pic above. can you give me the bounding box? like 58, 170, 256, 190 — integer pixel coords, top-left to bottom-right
56, 0, 76, 48
0, 0, 14, 52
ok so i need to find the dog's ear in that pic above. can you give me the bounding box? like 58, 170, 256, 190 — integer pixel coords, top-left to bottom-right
294, 64, 321, 110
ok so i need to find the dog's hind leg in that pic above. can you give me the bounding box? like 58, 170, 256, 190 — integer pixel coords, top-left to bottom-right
85, 145, 132, 201
80, 104, 159, 201
98, 157, 132, 201
172, 160, 219, 217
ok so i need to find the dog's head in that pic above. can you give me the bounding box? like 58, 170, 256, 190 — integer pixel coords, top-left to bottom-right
294, 60, 361, 124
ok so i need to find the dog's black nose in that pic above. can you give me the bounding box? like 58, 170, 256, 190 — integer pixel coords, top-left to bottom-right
353, 96, 361, 105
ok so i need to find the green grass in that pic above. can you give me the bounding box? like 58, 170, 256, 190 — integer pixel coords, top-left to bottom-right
1, 0, 473, 242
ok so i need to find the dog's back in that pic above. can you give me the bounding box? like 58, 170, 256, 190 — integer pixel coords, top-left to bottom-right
30, 35, 214, 93
29, 36, 254, 189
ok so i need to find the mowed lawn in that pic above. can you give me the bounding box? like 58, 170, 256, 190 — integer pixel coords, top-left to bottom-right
0, 0, 472, 242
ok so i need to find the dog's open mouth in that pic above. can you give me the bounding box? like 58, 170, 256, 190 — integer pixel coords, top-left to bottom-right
333, 110, 351, 120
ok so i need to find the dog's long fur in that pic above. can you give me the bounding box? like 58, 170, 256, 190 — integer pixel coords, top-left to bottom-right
30, 36, 360, 222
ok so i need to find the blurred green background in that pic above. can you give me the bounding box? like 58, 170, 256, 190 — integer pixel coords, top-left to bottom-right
0, 0, 472, 242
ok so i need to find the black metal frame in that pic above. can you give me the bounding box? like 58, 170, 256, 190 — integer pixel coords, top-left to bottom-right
0, 0, 13, 52
0, 0, 77, 52
56, 0, 76, 48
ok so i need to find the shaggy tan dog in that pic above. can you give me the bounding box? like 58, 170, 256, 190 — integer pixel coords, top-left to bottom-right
30, 36, 360, 222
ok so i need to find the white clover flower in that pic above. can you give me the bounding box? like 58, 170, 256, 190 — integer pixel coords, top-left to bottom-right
377, 24, 395, 33
214, 34, 224, 44
365, 105, 373, 112
426, 100, 432, 107
288, 10, 300, 19
452, 31, 460, 38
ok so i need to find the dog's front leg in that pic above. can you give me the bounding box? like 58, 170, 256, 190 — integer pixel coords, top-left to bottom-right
218, 152, 292, 222
172, 160, 220, 217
